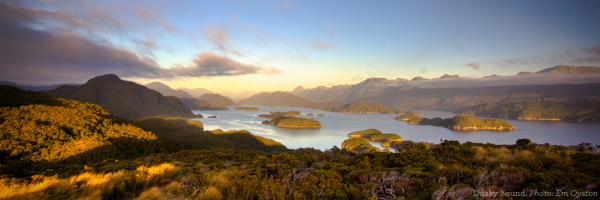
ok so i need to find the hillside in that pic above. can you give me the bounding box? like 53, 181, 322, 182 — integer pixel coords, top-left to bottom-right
179, 98, 229, 111
328, 101, 418, 114
239, 91, 314, 107
197, 93, 240, 106
43, 74, 199, 120
145, 82, 194, 99
456, 98, 600, 122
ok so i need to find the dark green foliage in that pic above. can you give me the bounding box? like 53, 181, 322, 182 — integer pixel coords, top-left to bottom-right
258, 111, 301, 118
457, 98, 600, 122
43, 74, 198, 120
197, 93, 239, 106
517, 138, 532, 146
393, 142, 435, 170
330, 101, 415, 114
262, 116, 322, 128
306, 101, 344, 111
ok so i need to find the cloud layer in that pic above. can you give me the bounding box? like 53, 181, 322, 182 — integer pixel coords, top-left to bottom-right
0, 1, 273, 85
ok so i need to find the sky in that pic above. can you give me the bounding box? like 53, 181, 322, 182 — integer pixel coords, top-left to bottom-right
1, 0, 599, 93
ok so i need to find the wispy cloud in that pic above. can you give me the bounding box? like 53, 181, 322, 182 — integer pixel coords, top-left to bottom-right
248, 24, 268, 45
201, 24, 244, 56
0, 2, 277, 85
313, 42, 335, 50
561, 45, 600, 64
464, 62, 480, 70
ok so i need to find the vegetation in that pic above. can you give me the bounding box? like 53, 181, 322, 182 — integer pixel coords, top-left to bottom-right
382, 140, 414, 150
42, 74, 199, 120
258, 111, 301, 118
197, 93, 240, 106
457, 98, 600, 122
370, 134, 403, 142
341, 138, 382, 153
307, 113, 314, 116
347, 129, 383, 138
3, 85, 600, 199
261, 117, 322, 128
233, 107, 259, 111
394, 114, 420, 121
405, 114, 517, 131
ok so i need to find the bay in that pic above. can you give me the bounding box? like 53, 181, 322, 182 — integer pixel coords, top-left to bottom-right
191, 106, 600, 150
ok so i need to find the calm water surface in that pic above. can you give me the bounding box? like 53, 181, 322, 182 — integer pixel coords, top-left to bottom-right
191, 106, 600, 150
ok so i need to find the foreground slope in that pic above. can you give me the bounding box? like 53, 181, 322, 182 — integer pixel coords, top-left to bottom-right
43, 74, 198, 120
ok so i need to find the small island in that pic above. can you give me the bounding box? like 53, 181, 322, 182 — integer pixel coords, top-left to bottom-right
347, 129, 383, 138
404, 114, 517, 131
258, 111, 301, 118
207, 116, 217, 118
370, 133, 403, 142
317, 114, 325, 116
233, 107, 259, 111
307, 113, 314, 116
261, 116, 322, 128
381, 140, 413, 150
394, 114, 421, 121
341, 138, 381, 153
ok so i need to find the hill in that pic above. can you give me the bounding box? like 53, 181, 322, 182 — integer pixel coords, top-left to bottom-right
239, 91, 314, 107
329, 101, 417, 114
456, 98, 600, 122
306, 101, 345, 110
177, 87, 213, 97
43, 74, 199, 120
145, 82, 194, 99
536, 65, 600, 74
179, 98, 229, 111
197, 93, 240, 106
405, 114, 517, 131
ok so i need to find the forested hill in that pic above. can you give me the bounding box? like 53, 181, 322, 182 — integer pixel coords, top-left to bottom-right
43, 74, 199, 120
197, 93, 240, 106
456, 98, 600, 122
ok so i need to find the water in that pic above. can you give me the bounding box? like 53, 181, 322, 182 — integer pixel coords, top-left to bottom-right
191, 106, 600, 150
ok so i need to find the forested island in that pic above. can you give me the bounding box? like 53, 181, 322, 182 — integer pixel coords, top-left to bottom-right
258, 111, 301, 118
261, 116, 322, 128
327, 101, 423, 115
456, 98, 600, 123
233, 106, 259, 111
397, 114, 517, 131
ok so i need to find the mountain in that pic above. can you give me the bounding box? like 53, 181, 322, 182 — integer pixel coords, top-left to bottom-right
220, 90, 259, 102
177, 87, 214, 98
197, 93, 240, 106
0, 81, 77, 91
456, 98, 600, 122
145, 82, 193, 99
43, 74, 199, 120
239, 91, 314, 107
180, 98, 229, 110
536, 65, 600, 74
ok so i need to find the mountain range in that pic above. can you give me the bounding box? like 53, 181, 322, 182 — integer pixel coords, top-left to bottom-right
42, 74, 199, 120
145, 82, 194, 99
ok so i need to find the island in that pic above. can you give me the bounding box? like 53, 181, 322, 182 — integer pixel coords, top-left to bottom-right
382, 140, 413, 150
347, 129, 383, 138
317, 114, 325, 116
233, 107, 259, 111
258, 111, 301, 118
327, 101, 423, 115
455, 98, 600, 123
261, 116, 322, 128
370, 133, 403, 142
394, 114, 421, 121
341, 138, 381, 153
207, 116, 217, 118
307, 113, 314, 116
404, 114, 517, 131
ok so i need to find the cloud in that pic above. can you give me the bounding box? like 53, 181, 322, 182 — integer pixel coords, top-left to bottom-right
201, 24, 244, 56
464, 62, 480, 70
313, 42, 335, 50
248, 24, 268, 45
389, 73, 600, 88
0, 3, 275, 85
273, 0, 294, 10
561, 45, 600, 64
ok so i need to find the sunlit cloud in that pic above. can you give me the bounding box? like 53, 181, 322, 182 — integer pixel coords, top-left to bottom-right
201, 24, 244, 56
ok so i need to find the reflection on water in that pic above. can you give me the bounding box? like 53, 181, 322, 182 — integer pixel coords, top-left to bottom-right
192, 106, 600, 150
